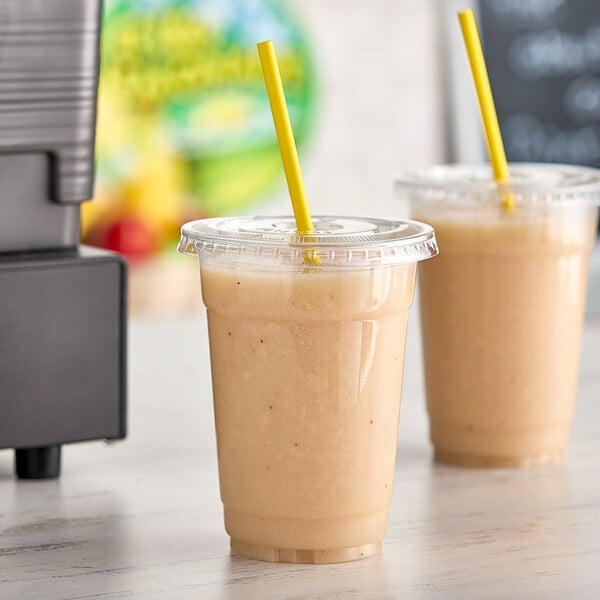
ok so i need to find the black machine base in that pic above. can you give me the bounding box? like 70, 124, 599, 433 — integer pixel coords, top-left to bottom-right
15, 446, 62, 479
0, 247, 127, 480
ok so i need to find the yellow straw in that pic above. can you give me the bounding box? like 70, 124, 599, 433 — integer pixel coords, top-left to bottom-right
458, 9, 515, 211
257, 40, 315, 234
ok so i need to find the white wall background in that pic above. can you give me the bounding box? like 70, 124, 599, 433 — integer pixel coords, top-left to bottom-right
257, 0, 447, 220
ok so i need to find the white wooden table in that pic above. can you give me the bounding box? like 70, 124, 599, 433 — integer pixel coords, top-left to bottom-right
2, 310, 600, 599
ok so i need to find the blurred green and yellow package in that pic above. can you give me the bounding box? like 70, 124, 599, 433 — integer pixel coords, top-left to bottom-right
84, 0, 316, 261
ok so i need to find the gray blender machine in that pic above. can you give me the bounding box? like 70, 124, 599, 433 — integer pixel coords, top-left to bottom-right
0, 0, 126, 478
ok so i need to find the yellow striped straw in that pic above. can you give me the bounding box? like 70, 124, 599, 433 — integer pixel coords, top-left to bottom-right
458, 9, 515, 211
257, 40, 318, 249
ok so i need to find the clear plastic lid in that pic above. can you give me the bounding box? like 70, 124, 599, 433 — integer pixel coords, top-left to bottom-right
395, 163, 600, 206
178, 215, 438, 270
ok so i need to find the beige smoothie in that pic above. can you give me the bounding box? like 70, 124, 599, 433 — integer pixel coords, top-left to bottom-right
201, 264, 414, 562
416, 207, 597, 467
178, 215, 437, 563
398, 163, 600, 468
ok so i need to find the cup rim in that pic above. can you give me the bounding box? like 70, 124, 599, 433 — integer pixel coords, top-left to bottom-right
395, 163, 600, 206
178, 215, 439, 266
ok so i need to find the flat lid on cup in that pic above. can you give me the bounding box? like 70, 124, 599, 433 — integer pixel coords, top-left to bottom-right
395, 163, 600, 205
178, 215, 438, 267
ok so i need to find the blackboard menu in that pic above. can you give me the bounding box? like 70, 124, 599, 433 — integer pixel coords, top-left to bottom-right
479, 0, 600, 167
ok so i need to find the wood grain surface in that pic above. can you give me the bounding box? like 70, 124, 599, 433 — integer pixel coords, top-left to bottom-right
1, 312, 599, 599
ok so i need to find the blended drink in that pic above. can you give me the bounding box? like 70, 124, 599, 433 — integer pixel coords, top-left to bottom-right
178, 216, 437, 562
397, 164, 600, 467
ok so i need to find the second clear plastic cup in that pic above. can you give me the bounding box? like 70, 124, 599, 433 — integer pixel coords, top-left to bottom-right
396, 164, 600, 467
178, 215, 437, 563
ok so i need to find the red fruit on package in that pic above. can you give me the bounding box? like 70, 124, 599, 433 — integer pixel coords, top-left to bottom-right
96, 218, 155, 259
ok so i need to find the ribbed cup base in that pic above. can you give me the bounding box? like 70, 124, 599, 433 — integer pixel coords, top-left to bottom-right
230, 539, 381, 564
434, 447, 564, 468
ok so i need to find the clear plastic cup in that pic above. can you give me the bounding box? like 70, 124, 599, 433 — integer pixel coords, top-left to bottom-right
396, 164, 600, 467
178, 216, 437, 563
